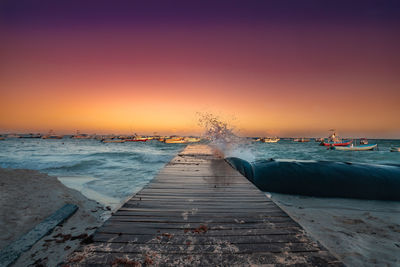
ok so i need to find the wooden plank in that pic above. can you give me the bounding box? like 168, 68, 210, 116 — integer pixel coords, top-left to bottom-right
71, 251, 342, 266
91, 233, 308, 244
96, 227, 304, 236
0, 204, 78, 267
67, 145, 342, 266
76, 242, 322, 254
114, 210, 287, 216
106, 216, 294, 224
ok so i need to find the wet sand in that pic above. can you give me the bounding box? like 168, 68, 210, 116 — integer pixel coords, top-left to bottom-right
269, 193, 400, 266
0, 168, 107, 266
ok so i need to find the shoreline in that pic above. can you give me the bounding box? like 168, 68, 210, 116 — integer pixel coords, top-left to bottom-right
0, 168, 108, 266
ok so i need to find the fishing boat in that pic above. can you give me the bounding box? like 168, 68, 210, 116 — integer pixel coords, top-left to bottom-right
124, 134, 148, 142
125, 137, 148, 142
261, 137, 280, 143
332, 144, 377, 151
390, 147, 400, 152
293, 138, 309, 142
101, 139, 126, 143
320, 130, 351, 146
321, 140, 353, 147
184, 137, 201, 143
42, 130, 63, 139
164, 137, 186, 144
72, 130, 92, 139
360, 138, 368, 145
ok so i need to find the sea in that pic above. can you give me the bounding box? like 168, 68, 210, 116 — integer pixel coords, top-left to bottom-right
1, 138, 399, 208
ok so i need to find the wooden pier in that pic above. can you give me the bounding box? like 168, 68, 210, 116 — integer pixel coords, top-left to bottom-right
67, 145, 342, 266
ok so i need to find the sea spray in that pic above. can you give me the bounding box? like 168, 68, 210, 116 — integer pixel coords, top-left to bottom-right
197, 112, 255, 161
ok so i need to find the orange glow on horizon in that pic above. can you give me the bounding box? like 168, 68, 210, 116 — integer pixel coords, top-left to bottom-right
1, 26, 399, 138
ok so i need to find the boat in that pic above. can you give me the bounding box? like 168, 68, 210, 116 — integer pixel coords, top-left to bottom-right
125, 135, 148, 142
20, 133, 42, 138
125, 137, 148, 142
315, 138, 324, 142
390, 147, 400, 152
320, 130, 352, 146
360, 138, 368, 145
293, 138, 309, 142
42, 130, 63, 139
0, 136, 5, 140
101, 139, 126, 143
321, 140, 353, 147
72, 130, 92, 139
164, 137, 186, 144
184, 137, 201, 143
261, 137, 280, 143
332, 144, 377, 151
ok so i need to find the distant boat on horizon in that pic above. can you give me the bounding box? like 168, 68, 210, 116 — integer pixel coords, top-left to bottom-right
332, 144, 377, 151
293, 138, 310, 142
71, 130, 91, 139
101, 138, 126, 143
261, 137, 280, 143
164, 137, 186, 144
42, 130, 63, 139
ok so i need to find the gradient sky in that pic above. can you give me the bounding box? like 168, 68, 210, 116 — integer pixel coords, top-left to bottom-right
1, 0, 400, 137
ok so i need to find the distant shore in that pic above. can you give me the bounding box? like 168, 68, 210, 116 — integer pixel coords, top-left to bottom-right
0, 168, 107, 266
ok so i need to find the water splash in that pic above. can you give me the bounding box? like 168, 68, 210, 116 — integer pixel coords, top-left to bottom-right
197, 112, 255, 161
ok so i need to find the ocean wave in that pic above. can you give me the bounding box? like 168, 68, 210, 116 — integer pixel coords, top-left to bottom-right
85, 151, 170, 164
43, 159, 104, 171
85, 151, 139, 158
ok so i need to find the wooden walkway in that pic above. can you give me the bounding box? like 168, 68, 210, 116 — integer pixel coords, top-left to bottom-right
67, 145, 342, 266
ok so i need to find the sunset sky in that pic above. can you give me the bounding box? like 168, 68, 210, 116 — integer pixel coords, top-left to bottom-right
1, 1, 399, 138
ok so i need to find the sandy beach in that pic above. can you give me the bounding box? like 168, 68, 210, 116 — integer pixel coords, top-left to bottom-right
269, 193, 400, 266
0, 168, 107, 266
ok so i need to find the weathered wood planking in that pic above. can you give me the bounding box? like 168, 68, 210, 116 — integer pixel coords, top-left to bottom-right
66, 145, 342, 266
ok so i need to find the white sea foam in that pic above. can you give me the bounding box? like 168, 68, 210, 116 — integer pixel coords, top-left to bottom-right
197, 112, 255, 162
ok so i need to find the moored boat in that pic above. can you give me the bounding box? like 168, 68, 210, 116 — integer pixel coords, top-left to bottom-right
164, 137, 186, 144
184, 137, 201, 143
293, 138, 309, 142
321, 140, 353, 147
320, 130, 351, 146
332, 144, 377, 151
125, 138, 148, 142
101, 139, 126, 143
72, 130, 92, 139
390, 147, 400, 152
42, 130, 63, 139
360, 138, 368, 145
261, 137, 280, 143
